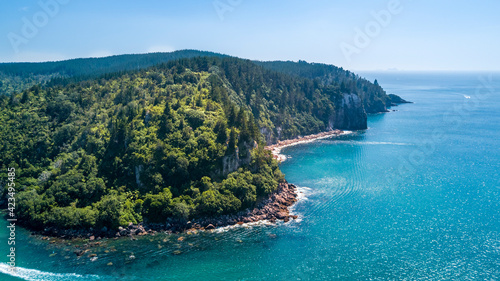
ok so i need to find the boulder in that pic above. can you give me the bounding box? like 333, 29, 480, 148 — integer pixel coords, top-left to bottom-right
74, 249, 84, 256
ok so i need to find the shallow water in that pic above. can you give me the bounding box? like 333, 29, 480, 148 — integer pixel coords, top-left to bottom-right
1, 72, 499, 280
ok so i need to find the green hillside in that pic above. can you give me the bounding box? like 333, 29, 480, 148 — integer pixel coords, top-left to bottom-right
0, 54, 408, 233
0, 51, 406, 116
0, 50, 226, 95
256, 60, 399, 113
0, 57, 283, 231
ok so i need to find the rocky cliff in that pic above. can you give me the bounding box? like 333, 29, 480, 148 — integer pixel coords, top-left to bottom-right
330, 93, 368, 130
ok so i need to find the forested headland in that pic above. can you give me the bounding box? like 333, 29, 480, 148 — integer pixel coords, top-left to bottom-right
0, 52, 408, 235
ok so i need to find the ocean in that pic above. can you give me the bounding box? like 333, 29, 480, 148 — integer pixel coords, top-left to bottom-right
1, 72, 499, 280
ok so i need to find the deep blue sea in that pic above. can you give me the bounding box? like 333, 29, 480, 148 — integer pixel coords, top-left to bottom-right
1, 72, 499, 280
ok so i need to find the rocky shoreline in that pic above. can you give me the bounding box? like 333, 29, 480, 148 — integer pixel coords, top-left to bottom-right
37, 181, 298, 241
36, 130, 352, 241
34, 130, 353, 242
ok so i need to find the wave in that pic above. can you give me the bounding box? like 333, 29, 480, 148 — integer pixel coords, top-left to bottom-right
307, 177, 360, 214
286, 185, 313, 223
211, 220, 274, 234
295, 185, 312, 202
0, 263, 102, 281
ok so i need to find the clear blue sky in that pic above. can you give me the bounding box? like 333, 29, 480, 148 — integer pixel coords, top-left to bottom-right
1, 0, 499, 71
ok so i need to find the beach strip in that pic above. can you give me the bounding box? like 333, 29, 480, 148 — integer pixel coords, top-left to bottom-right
265, 129, 351, 162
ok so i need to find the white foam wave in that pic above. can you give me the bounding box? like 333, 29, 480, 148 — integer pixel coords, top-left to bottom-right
0, 263, 101, 281
294, 185, 312, 202
286, 185, 312, 224
211, 220, 274, 234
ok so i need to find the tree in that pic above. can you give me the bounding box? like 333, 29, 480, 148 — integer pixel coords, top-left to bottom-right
227, 128, 237, 154
158, 102, 175, 138
196, 189, 241, 216
142, 188, 173, 222
95, 193, 123, 229
221, 171, 257, 208
214, 120, 228, 144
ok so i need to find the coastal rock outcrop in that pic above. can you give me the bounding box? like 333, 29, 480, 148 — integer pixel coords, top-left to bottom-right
387, 94, 412, 106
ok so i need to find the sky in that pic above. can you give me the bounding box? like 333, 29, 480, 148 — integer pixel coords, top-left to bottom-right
0, 0, 499, 71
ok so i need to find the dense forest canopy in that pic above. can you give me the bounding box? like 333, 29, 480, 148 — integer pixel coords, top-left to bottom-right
0, 58, 284, 230
256, 60, 394, 113
0, 50, 226, 95
0, 50, 403, 115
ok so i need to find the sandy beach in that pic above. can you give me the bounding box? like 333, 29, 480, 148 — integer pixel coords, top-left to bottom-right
265, 129, 351, 162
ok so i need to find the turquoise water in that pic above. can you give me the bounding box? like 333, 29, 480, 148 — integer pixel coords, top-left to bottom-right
1, 72, 499, 280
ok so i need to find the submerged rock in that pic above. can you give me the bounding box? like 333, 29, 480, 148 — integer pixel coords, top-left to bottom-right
74, 249, 85, 256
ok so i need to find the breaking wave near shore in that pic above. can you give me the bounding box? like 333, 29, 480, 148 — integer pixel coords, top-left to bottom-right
0, 263, 104, 281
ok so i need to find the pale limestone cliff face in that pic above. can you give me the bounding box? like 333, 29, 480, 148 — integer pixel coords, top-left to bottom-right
260, 93, 369, 145
222, 151, 240, 176
221, 141, 256, 175
135, 165, 144, 188
330, 93, 367, 130
260, 127, 275, 146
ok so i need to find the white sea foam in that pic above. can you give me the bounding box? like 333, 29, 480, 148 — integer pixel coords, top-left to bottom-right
211, 220, 274, 233
0, 263, 102, 281
294, 185, 312, 202
286, 185, 312, 224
